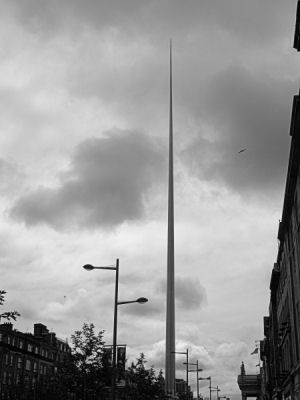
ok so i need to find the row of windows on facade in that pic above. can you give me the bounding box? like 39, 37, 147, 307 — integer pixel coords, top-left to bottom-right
2, 353, 53, 375
0, 333, 68, 355
2, 371, 47, 388
278, 273, 300, 326
272, 182, 300, 375
275, 191, 300, 308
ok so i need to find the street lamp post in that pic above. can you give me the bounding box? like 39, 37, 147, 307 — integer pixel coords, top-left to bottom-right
198, 376, 211, 400
219, 395, 228, 400
183, 360, 202, 400
83, 259, 148, 400
171, 349, 189, 397
210, 385, 220, 400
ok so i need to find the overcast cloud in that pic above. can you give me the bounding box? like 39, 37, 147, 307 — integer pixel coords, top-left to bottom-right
11, 130, 165, 229
182, 66, 294, 197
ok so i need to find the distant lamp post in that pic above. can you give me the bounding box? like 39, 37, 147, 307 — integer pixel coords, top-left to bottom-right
210, 384, 220, 400
82, 259, 148, 400
184, 360, 203, 400
171, 349, 189, 396
198, 376, 211, 400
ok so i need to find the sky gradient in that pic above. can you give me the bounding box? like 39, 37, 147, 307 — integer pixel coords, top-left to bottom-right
1, 1, 300, 398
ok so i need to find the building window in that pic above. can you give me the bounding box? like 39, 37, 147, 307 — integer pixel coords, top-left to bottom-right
24, 374, 30, 388
33, 362, 37, 373
25, 359, 31, 371
2, 371, 7, 384
7, 336, 11, 345
16, 374, 21, 385
17, 357, 22, 369
19, 340, 23, 349
9, 355, 13, 366
5, 354, 9, 365
0, 333, 3, 341
27, 343, 33, 352
34, 346, 39, 354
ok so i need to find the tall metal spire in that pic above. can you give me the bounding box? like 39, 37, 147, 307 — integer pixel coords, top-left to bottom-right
165, 38, 175, 398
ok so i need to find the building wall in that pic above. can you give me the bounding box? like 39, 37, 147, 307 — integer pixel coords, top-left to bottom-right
261, 88, 300, 400
0, 322, 70, 400
259, 11, 300, 399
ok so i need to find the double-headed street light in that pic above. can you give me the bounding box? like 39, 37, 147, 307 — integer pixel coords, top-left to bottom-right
171, 349, 189, 396
83, 259, 148, 400
210, 384, 220, 400
198, 376, 211, 400
184, 360, 203, 400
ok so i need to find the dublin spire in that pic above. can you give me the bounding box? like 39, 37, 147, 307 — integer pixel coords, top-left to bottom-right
165, 39, 175, 398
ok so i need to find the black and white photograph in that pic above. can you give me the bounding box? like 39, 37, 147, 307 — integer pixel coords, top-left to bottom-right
0, 1, 300, 399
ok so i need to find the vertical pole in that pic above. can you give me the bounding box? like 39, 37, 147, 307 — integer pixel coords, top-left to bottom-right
209, 378, 212, 400
112, 258, 119, 400
196, 361, 199, 400
165, 38, 175, 398
186, 349, 189, 398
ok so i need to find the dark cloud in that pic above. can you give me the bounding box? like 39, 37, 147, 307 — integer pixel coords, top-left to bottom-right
10, 130, 165, 230
5, 0, 296, 46
158, 277, 207, 310
182, 65, 295, 197
176, 276, 207, 310
132, 276, 208, 319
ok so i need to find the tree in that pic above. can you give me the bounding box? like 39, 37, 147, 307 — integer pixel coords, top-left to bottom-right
51, 322, 107, 400
0, 290, 20, 322
126, 353, 165, 400
48, 324, 166, 400
71, 322, 106, 398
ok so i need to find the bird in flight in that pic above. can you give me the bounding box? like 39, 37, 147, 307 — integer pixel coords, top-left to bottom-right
238, 148, 247, 154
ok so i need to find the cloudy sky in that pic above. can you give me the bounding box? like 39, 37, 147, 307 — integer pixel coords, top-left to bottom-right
1, 0, 299, 397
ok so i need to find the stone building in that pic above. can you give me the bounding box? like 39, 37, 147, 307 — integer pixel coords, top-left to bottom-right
260, 86, 300, 400
239, 3, 300, 400
0, 322, 70, 400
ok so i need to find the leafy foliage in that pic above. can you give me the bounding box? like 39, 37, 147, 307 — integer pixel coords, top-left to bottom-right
71, 322, 105, 373
0, 290, 20, 322
126, 353, 165, 400
48, 323, 166, 400
52, 323, 107, 399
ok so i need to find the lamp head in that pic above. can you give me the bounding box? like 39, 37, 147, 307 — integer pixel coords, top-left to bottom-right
83, 264, 94, 271
136, 297, 148, 304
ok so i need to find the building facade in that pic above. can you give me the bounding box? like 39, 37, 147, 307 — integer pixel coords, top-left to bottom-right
260, 86, 300, 400
239, 4, 300, 400
259, 11, 300, 399
0, 322, 70, 400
